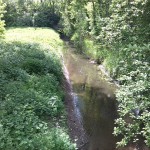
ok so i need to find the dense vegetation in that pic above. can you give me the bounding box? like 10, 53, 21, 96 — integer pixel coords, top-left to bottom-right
61, 0, 150, 147
0, 28, 75, 150
0, 0, 150, 148
2, 0, 61, 27
0, 0, 5, 37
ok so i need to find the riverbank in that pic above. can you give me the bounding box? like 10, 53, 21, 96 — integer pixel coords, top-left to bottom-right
62, 39, 120, 86
0, 27, 75, 150
62, 65, 89, 149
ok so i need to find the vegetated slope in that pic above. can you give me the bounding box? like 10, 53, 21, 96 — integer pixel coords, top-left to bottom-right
0, 28, 75, 150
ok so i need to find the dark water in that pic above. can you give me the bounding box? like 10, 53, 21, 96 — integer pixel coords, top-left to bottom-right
62, 43, 149, 150
63, 45, 117, 150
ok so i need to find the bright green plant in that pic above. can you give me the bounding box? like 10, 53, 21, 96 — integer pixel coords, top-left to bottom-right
33, 128, 76, 150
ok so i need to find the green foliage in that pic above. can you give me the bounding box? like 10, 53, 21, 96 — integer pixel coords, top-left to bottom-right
33, 128, 76, 150
113, 44, 150, 147
3, 0, 61, 27
103, 48, 120, 77
0, 41, 63, 79
34, 3, 60, 28
0, 0, 5, 37
61, 0, 88, 50
0, 0, 149, 147
83, 39, 98, 59
0, 39, 75, 149
5, 28, 63, 51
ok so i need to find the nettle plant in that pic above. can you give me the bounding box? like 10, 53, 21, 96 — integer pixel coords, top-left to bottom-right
114, 44, 150, 147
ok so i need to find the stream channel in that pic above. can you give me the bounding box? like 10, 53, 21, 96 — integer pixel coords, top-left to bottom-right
62, 42, 149, 150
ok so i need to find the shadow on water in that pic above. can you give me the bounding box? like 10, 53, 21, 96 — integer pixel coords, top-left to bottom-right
62, 42, 150, 150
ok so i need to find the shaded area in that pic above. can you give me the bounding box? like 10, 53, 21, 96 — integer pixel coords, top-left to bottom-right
74, 84, 117, 150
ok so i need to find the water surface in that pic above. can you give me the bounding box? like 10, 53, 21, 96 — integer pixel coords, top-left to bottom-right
63, 42, 150, 150
63, 44, 117, 150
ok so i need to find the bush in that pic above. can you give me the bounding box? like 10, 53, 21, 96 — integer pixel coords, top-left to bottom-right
114, 44, 150, 147
33, 128, 76, 150
0, 41, 63, 80
35, 7, 60, 28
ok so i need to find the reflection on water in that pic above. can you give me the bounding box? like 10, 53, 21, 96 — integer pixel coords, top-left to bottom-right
63, 46, 117, 150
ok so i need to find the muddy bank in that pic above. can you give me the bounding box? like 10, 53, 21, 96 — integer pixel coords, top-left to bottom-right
63, 65, 89, 149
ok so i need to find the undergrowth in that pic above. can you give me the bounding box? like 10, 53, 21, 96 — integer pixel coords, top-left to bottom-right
0, 28, 76, 150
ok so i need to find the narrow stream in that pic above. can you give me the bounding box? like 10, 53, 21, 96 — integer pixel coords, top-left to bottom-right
62, 42, 150, 150
63, 43, 117, 150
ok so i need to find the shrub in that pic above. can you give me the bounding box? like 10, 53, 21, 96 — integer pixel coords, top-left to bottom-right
114, 44, 150, 147
33, 128, 76, 150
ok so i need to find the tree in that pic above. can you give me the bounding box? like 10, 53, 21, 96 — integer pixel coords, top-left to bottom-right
0, 0, 5, 37
3, 0, 61, 27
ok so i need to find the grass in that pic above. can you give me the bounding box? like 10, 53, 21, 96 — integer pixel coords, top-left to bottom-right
5, 27, 63, 53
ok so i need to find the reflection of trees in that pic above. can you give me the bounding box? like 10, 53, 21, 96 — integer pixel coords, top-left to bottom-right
64, 49, 117, 149
73, 83, 117, 150
84, 85, 116, 129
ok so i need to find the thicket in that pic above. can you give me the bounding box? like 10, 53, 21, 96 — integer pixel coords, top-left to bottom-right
61, 0, 150, 148
2, 0, 61, 28
0, 39, 75, 149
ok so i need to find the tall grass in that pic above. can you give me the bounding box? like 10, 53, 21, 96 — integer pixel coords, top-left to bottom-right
5, 27, 63, 52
